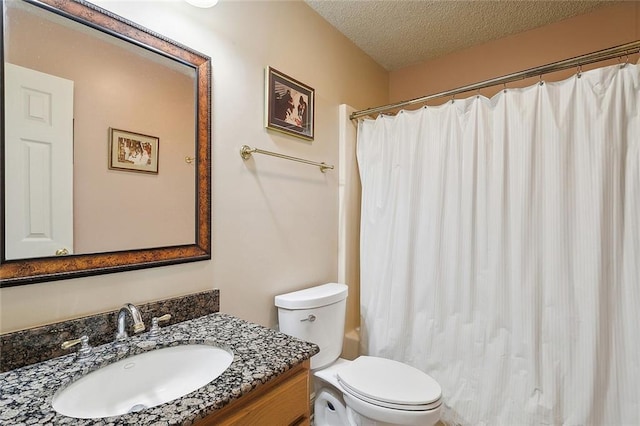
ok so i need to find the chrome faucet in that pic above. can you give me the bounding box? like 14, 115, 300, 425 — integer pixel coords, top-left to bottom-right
115, 303, 146, 342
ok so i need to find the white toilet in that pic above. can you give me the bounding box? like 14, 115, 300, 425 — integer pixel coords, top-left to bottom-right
275, 283, 442, 426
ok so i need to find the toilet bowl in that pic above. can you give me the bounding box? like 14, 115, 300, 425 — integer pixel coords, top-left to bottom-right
275, 283, 442, 426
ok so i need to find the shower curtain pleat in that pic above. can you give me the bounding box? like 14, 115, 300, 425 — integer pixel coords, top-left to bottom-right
357, 63, 640, 425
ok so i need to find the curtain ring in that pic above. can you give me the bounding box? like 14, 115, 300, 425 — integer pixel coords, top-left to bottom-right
620, 52, 629, 68
451, 94, 455, 104
576, 64, 583, 78
503, 83, 507, 93
539, 74, 544, 86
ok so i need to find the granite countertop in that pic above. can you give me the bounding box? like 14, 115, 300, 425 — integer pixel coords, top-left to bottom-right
0, 313, 319, 425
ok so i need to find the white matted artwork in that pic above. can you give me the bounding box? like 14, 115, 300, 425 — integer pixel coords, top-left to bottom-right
108, 128, 159, 174
265, 67, 314, 140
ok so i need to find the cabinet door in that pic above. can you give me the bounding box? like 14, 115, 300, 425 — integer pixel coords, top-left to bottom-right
199, 361, 310, 426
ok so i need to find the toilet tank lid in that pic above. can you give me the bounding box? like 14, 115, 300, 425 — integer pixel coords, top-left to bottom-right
275, 283, 348, 309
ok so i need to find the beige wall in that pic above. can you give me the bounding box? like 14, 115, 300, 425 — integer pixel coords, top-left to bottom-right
5, 5, 196, 254
5, 1, 632, 337
0, 0, 387, 333
390, 2, 640, 103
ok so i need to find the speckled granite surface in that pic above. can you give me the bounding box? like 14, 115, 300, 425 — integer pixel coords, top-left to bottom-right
1, 290, 220, 372
0, 313, 319, 425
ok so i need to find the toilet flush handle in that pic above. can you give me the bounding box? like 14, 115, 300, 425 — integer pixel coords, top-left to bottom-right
300, 314, 316, 322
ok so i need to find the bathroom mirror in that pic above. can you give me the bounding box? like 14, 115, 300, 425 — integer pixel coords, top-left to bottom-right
0, 0, 211, 286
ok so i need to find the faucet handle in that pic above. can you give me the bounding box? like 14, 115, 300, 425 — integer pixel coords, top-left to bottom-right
149, 314, 172, 338
61, 335, 92, 359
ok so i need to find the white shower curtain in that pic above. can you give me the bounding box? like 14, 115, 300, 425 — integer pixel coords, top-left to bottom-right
357, 63, 640, 425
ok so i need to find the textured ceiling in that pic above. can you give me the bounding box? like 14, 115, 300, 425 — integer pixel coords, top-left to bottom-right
305, 1, 614, 71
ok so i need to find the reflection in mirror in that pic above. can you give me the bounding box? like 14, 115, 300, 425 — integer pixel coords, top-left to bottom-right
1, 0, 211, 286
5, 0, 196, 259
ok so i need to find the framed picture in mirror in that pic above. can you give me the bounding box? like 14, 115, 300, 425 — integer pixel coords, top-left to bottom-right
108, 128, 159, 174
265, 67, 314, 140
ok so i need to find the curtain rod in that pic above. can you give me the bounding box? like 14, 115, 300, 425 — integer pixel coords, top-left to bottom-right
350, 40, 640, 120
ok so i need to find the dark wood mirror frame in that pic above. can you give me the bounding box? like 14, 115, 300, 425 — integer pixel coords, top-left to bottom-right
0, 0, 211, 287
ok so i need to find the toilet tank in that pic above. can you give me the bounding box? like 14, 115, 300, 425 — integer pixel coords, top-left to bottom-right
275, 283, 348, 369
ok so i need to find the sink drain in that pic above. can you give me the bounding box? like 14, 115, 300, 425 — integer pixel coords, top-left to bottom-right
129, 404, 148, 413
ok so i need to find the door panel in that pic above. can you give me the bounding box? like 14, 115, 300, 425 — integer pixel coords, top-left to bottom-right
5, 63, 74, 259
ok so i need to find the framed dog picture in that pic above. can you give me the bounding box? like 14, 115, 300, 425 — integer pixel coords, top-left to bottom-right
108, 128, 159, 174
265, 67, 314, 140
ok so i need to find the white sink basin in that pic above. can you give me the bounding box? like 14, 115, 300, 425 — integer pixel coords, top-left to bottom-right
52, 344, 233, 419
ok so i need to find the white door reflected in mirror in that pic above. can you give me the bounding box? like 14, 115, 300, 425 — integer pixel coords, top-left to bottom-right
4, 63, 74, 260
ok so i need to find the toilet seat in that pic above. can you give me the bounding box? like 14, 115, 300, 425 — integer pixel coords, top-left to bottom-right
336, 356, 442, 411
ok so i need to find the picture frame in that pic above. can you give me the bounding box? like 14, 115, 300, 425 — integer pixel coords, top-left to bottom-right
265, 67, 314, 140
108, 128, 159, 174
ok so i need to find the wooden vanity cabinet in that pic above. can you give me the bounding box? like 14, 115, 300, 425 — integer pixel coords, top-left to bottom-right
198, 359, 311, 426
